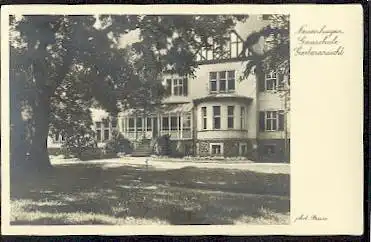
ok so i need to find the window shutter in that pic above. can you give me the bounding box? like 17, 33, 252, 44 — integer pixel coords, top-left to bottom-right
278, 73, 285, 90
259, 111, 265, 131
166, 79, 172, 95
258, 75, 265, 92
278, 110, 285, 131
183, 78, 188, 96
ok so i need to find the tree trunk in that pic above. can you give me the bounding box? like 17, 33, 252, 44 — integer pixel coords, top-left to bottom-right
11, 90, 53, 179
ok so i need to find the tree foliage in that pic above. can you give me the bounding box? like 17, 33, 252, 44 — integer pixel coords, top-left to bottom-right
242, 15, 289, 76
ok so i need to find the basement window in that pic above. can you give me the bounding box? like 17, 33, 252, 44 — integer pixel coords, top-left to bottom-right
210, 143, 223, 156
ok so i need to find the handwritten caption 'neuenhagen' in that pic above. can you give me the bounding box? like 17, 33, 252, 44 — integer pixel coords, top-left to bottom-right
294, 25, 344, 56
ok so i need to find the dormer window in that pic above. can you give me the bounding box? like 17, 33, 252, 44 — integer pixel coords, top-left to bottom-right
209, 70, 236, 94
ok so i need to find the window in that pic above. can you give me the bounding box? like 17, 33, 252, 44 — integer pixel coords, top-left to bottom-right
230, 32, 243, 58
209, 71, 235, 93
266, 111, 278, 131
213, 106, 221, 129
162, 117, 169, 131
259, 110, 285, 132
227, 106, 234, 129
166, 78, 188, 96
173, 79, 183, 96
219, 71, 226, 92
103, 129, 110, 141
95, 122, 102, 142
240, 106, 246, 130
227, 71, 235, 91
102, 118, 110, 141
166, 79, 172, 95
103, 118, 109, 128
183, 115, 191, 130
146, 117, 152, 131
170, 116, 178, 131
210, 72, 217, 92
211, 145, 221, 155
53, 133, 64, 143
239, 143, 248, 156
128, 118, 135, 132
136, 117, 143, 131
95, 117, 117, 141
263, 145, 276, 155
265, 71, 277, 91
210, 143, 223, 156
202, 107, 207, 130
96, 130, 102, 142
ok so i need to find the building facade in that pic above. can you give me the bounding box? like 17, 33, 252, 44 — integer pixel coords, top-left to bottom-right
48, 16, 290, 162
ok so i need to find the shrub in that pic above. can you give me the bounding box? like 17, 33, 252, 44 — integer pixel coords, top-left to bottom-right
60, 130, 98, 160
154, 134, 171, 156
104, 131, 133, 155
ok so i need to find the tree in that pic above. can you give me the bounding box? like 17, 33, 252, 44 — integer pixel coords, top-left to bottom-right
241, 14, 290, 161
10, 15, 247, 175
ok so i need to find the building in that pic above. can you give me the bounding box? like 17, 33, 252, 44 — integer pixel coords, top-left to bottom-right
48, 15, 290, 162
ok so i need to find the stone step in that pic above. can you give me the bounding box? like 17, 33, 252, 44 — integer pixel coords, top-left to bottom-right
132, 142, 153, 157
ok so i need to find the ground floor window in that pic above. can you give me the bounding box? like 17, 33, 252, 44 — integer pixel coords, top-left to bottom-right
96, 130, 101, 141
239, 142, 248, 156
162, 117, 169, 131
227, 106, 234, 129
183, 114, 191, 130
123, 114, 191, 134
170, 116, 178, 131
260, 110, 285, 132
210, 143, 223, 156
53, 133, 65, 143
128, 118, 135, 132
94, 117, 118, 142
213, 106, 221, 129
103, 129, 110, 141
263, 144, 276, 155
147, 117, 152, 131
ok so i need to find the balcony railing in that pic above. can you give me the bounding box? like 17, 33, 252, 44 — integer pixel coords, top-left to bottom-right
122, 129, 192, 141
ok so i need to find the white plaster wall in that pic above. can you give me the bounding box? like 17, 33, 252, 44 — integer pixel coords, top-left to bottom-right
162, 61, 258, 103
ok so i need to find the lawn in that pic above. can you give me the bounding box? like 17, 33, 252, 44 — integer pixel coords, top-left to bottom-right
10, 162, 290, 225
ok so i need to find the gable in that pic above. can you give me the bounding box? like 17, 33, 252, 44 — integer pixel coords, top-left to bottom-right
195, 30, 249, 63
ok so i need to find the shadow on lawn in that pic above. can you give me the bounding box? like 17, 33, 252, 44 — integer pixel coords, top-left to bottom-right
10, 163, 290, 225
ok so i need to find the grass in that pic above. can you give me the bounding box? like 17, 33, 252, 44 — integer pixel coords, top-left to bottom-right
10, 163, 290, 225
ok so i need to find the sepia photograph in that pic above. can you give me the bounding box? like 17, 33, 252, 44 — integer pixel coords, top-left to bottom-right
8, 12, 290, 226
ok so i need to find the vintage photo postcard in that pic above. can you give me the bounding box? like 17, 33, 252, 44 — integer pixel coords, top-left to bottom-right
1, 4, 364, 235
